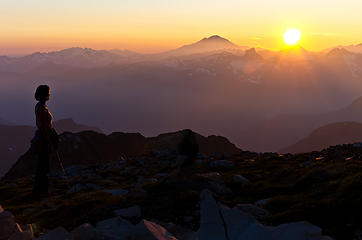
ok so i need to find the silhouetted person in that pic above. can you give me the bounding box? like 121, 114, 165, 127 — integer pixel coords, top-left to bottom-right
177, 129, 199, 173
32, 85, 53, 197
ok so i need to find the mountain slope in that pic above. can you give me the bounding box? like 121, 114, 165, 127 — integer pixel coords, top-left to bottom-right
235, 95, 362, 152
280, 122, 362, 153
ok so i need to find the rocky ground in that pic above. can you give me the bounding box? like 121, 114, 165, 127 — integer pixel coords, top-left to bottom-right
1, 144, 362, 239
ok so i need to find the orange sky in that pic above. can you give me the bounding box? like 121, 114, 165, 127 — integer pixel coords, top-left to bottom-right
1, 0, 362, 55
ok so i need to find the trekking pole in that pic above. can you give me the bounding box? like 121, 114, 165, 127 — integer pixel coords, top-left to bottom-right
55, 150, 71, 188
55, 151, 66, 174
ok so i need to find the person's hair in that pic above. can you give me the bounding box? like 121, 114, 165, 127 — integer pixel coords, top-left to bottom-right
34, 85, 50, 101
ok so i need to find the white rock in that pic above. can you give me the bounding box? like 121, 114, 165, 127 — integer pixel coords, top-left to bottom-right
233, 204, 269, 220
130, 219, 178, 240
233, 175, 249, 185
103, 189, 129, 196
95, 217, 133, 240
272, 221, 333, 240
199, 190, 332, 240
199, 190, 227, 240
114, 206, 141, 219
219, 204, 273, 240
71, 223, 102, 240
38, 227, 71, 240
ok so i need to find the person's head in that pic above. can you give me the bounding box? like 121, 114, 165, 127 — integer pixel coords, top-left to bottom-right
35, 85, 50, 102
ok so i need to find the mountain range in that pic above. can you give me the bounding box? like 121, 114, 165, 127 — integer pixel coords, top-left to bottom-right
1, 35, 362, 153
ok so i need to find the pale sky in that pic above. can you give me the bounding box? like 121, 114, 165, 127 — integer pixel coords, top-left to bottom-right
1, 0, 362, 55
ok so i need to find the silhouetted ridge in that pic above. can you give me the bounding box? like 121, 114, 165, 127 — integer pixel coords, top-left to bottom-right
3, 129, 242, 180
326, 47, 352, 57
244, 48, 263, 60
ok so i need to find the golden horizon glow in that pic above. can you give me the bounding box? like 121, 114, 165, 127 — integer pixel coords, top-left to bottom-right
1, 1, 362, 55
283, 29, 301, 46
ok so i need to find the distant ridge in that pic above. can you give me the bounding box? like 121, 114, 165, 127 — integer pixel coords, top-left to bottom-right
244, 48, 263, 61
280, 122, 362, 153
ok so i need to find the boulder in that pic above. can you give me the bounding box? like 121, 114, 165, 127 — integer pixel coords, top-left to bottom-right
71, 223, 102, 240
199, 190, 227, 240
130, 219, 178, 240
95, 217, 133, 240
199, 190, 332, 240
39, 227, 71, 240
219, 204, 273, 240
114, 206, 141, 219
233, 175, 249, 185
233, 204, 269, 220
272, 221, 333, 240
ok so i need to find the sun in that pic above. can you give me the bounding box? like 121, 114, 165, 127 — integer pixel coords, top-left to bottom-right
283, 29, 301, 45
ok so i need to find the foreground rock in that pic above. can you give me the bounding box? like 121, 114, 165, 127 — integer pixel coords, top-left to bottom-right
131, 219, 178, 240
114, 205, 141, 219
95, 217, 178, 240
0, 205, 32, 240
199, 190, 332, 240
37, 227, 70, 240
71, 223, 102, 240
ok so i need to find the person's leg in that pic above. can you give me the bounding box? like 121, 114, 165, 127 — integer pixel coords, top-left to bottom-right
39, 146, 50, 195
33, 145, 49, 196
